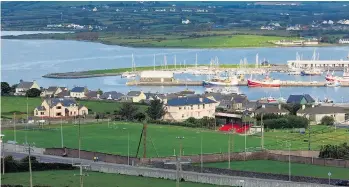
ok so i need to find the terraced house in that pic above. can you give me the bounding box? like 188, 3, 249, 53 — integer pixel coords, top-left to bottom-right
34, 98, 88, 118
163, 96, 218, 122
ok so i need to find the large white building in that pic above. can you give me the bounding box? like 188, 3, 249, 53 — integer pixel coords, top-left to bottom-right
339, 38, 349, 44
140, 71, 174, 82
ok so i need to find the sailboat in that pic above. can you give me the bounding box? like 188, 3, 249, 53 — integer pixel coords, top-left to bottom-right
121, 54, 137, 78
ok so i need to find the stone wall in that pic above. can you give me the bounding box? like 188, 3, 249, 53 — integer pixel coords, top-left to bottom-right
141, 151, 268, 164
267, 153, 349, 168
268, 150, 320, 158
91, 164, 332, 187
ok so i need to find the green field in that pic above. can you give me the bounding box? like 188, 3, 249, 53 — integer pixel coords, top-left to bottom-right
203, 160, 349, 180
3, 32, 297, 48
1, 170, 219, 187
0, 96, 148, 118
2, 122, 348, 157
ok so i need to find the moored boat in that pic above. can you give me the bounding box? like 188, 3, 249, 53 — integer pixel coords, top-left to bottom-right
301, 69, 322, 76
247, 75, 281, 87
203, 76, 239, 86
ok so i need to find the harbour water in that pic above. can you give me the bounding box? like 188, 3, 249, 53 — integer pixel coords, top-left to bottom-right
1, 31, 349, 102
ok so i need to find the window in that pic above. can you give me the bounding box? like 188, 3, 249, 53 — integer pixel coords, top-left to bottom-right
40, 112, 44, 115
36, 111, 38, 115
184, 106, 186, 110
198, 105, 200, 109
57, 106, 61, 109
179, 107, 182, 110
57, 112, 62, 116
203, 104, 205, 109
197, 112, 200, 117
182, 114, 184, 118
191, 105, 194, 110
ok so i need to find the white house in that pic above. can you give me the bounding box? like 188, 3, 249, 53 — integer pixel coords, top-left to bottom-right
339, 38, 349, 44
15, 80, 40, 96
70, 87, 88, 98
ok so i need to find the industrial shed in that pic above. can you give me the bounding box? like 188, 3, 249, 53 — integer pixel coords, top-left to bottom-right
140, 71, 174, 82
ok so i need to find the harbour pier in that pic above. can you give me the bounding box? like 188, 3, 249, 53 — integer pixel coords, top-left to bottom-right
127, 80, 349, 87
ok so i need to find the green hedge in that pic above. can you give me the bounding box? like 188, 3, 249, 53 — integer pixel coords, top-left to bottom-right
257, 115, 309, 129
2, 156, 75, 173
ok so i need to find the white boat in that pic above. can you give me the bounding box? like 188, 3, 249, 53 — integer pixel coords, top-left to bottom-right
121, 71, 137, 78
326, 81, 341, 87
203, 76, 239, 86
205, 87, 240, 95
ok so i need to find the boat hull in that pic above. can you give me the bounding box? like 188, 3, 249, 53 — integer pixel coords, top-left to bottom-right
247, 79, 280, 87
203, 81, 239, 86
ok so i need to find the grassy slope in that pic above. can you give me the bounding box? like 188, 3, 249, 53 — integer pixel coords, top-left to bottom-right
2, 122, 348, 157
0, 96, 148, 118
1, 170, 218, 187
203, 160, 349, 180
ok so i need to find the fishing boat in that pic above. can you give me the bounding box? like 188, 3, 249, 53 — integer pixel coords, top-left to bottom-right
300, 69, 322, 76
325, 68, 349, 82
259, 96, 277, 103
326, 81, 341, 87
203, 76, 239, 86
205, 87, 240, 95
247, 75, 281, 87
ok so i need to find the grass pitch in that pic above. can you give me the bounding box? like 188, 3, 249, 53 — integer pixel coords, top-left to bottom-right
1, 170, 219, 187
2, 122, 348, 157
203, 160, 349, 180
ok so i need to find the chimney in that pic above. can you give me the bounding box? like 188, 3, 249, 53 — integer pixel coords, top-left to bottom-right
302, 104, 305, 110
278, 104, 281, 110
262, 104, 265, 108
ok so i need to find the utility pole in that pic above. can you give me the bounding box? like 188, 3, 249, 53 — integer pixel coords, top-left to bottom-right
122, 128, 130, 165
200, 132, 203, 172
1, 134, 5, 176
287, 141, 292, 182
261, 113, 264, 150
24, 142, 34, 187
228, 132, 231, 169
176, 136, 184, 187
13, 113, 16, 150
308, 124, 311, 151
61, 116, 64, 148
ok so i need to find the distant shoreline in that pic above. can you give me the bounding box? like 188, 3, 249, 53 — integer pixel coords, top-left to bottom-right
2, 32, 344, 49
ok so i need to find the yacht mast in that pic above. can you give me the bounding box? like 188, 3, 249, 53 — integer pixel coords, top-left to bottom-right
195, 53, 198, 68
153, 54, 156, 71
174, 55, 177, 70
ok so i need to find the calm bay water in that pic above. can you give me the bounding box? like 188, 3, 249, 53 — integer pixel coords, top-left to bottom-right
1, 31, 349, 102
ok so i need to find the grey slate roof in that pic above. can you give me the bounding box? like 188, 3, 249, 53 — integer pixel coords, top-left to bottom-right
35, 106, 46, 111
56, 90, 70, 97
254, 104, 289, 114
47, 86, 58, 92
100, 91, 124, 100
127, 91, 142, 97
167, 96, 216, 106
86, 91, 98, 98
46, 98, 77, 107
287, 94, 315, 104
71, 87, 86, 92
297, 106, 349, 114
17, 81, 34, 89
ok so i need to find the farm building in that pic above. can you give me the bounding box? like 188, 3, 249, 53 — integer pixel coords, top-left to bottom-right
139, 71, 174, 83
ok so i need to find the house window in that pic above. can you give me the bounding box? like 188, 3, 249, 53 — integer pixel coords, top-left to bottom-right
184, 106, 186, 110
57, 112, 62, 116
198, 105, 200, 109
191, 105, 194, 110
179, 107, 182, 110
203, 104, 205, 109
57, 106, 61, 109
182, 114, 185, 118
197, 112, 200, 117
70, 112, 72, 115
40, 112, 44, 115
36, 111, 38, 115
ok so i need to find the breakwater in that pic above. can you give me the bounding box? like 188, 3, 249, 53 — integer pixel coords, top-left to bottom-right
127, 80, 349, 87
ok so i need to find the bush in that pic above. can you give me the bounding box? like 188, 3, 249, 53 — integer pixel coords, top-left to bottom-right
1, 156, 75, 173
25, 88, 41, 97
319, 143, 349, 159
321, 116, 335, 126
259, 115, 308, 129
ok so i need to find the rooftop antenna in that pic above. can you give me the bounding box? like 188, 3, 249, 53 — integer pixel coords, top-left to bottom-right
174, 55, 177, 70
195, 53, 198, 68
153, 54, 156, 71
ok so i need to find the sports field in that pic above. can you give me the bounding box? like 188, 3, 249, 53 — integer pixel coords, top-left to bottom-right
1, 170, 219, 187
203, 160, 349, 180
2, 122, 348, 157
